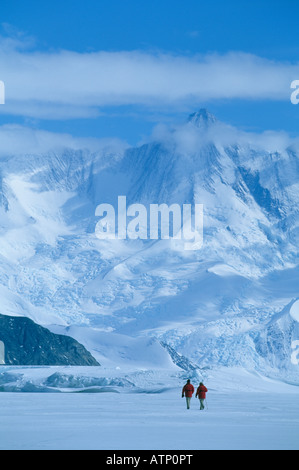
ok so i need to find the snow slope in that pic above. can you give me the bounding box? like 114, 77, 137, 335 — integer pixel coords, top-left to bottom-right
0, 110, 299, 383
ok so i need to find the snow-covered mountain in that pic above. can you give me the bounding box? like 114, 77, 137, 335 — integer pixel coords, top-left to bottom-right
1, 109, 299, 382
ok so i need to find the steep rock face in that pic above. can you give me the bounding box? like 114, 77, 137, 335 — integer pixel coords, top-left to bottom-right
0, 314, 99, 365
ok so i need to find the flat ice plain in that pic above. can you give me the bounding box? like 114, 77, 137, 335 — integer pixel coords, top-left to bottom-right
0, 367, 298, 450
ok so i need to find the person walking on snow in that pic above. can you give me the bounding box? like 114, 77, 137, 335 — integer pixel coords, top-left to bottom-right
196, 382, 208, 410
182, 379, 194, 409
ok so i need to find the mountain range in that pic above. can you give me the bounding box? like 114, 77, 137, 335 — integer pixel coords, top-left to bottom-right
1, 109, 299, 382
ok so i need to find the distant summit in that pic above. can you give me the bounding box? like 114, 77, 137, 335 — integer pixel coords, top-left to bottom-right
188, 109, 218, 128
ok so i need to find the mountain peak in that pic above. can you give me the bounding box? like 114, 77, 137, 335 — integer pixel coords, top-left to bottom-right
188, 109, 217, 128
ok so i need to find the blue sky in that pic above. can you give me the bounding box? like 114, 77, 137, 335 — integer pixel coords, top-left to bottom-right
1, 0, 299, 145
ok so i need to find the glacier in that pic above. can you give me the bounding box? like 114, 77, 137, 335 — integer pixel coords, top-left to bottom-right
0, 109, 299, 384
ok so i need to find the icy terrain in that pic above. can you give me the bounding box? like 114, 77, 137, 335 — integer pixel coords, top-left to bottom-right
0, 110, 299, 383
0, 366, 298, 450
1, 110, 299, 449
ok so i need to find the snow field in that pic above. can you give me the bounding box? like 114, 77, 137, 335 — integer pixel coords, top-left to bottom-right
0, 389, 298, 450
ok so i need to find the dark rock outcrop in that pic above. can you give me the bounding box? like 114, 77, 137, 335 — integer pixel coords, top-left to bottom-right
0, 314, 99, 366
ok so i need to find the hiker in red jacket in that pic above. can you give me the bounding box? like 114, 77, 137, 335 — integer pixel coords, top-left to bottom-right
196, 382, 208, 410
182, 379, 194, 409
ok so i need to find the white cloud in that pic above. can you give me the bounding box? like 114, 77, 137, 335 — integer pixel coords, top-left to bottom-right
0, 124, 128, 157
150, 115, 299, 156
0, 37, 298, 119
0, 110, 297, 163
